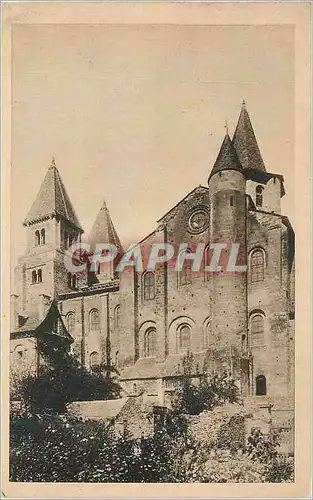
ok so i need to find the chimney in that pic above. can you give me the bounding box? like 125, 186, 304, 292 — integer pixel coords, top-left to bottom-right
10, 294, 19, 331
39, 294, 51, 321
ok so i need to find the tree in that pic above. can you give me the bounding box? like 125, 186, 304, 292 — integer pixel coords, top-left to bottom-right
171, 353, 239, 416
18, 341, 121, 414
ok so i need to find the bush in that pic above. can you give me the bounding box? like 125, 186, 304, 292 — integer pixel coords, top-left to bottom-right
18, 344, 121, 414
171, 354, 239, 417
10, 414, 175, 482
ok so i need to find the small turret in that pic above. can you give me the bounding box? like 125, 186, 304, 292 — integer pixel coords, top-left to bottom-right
88, 200, 122, 284
208, 130, 248, 392
208, 133, 243, 182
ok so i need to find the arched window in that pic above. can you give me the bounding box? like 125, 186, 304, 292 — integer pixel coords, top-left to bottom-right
90, 351, 100, 372
179, 251, 192, 286
67, 272, 72, 288
144, 327, 156, 357
37, 269, 42, 283
66, 312, 75, 334
256, 185, 264, 207
251, 314, 265, 347
114, 305, 120, 329
177, 324, 191, 352
256, 375, 267, 396
40, 228, 45, 245
68, 234, 73, 248
143, 272, 155, 300
250, 249, 265, 283
133, 383, 137, 394
35, 230, 40, 246
89, 308, 100, 331
31, 270, 37, 285
14, 345, 24, 359
64, 231, 68, 249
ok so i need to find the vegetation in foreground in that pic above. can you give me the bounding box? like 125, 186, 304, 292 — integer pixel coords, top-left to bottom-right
10, 351, 294, 483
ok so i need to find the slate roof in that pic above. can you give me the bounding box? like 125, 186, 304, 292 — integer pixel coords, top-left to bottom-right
208, 134, 243, 180
120, 351, 209, 381
88, 200, 122, 252
232, 101, 266, 172
23, 158, 82, 230
11, 300, 73, 344
36, 300, 73, 343
68, 398, 129, 421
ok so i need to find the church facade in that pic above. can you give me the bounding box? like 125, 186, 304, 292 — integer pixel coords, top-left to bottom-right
10, 103, 295, 419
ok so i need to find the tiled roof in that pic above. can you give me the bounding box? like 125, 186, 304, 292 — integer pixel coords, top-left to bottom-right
23, 159, 82, 229
11, 300, 73, 344
120, 351, 209, 381
208, 134, 243, 180
68, 398, 129, 421
232, 102, 266, 172
35, 300, 73, 343
88, 200, 122, 252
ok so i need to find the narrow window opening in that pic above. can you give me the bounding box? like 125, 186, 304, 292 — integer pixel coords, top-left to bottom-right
256, 185, 264, 207
143, 272, 155, 300
256, 375, 267, 396
32, 270, 37, 285
37, 269, 42, 283
40, 228, 46, 245
35, 231, 40, 246
230, 195, 234, 207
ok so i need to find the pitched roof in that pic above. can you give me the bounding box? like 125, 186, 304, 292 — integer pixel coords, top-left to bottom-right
23, 158, 82, 229
88, 200, 122, 252
67, 398, 129, 421
11, 300, 73, 344
208, 133, 243, 180
35, 300, 73, 344
232, 101, 266, 172
120, 352, 209, 381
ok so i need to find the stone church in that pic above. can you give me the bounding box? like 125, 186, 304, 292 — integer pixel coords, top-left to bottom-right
10, 102, 295, 421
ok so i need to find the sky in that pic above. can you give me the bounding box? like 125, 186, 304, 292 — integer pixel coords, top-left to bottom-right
11, 24, 294, 277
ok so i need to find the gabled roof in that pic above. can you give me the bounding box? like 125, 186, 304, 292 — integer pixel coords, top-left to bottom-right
88, 200, 122, 253
11, 300, 73, 344
23, 158, 83, 230
157, 185, 210, 224
232, 101, 266, 172
208, 133, 243, 180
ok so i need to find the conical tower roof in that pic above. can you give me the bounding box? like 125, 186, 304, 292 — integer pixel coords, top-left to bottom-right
88, 200, 122, 253
23, 158, 82, 229
232, 101, 266, 171
209, 133, 243, 181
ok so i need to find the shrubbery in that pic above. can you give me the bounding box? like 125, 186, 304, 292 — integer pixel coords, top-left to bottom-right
10, 413, 294, 483
17, 343, 121, 414
10, 413, 176, 482
10, 350, 294, 483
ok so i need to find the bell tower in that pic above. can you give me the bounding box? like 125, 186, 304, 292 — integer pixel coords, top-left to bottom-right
14, 158, 84, 324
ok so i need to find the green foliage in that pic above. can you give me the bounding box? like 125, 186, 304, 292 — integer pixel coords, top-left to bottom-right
19, 343, 121, 414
